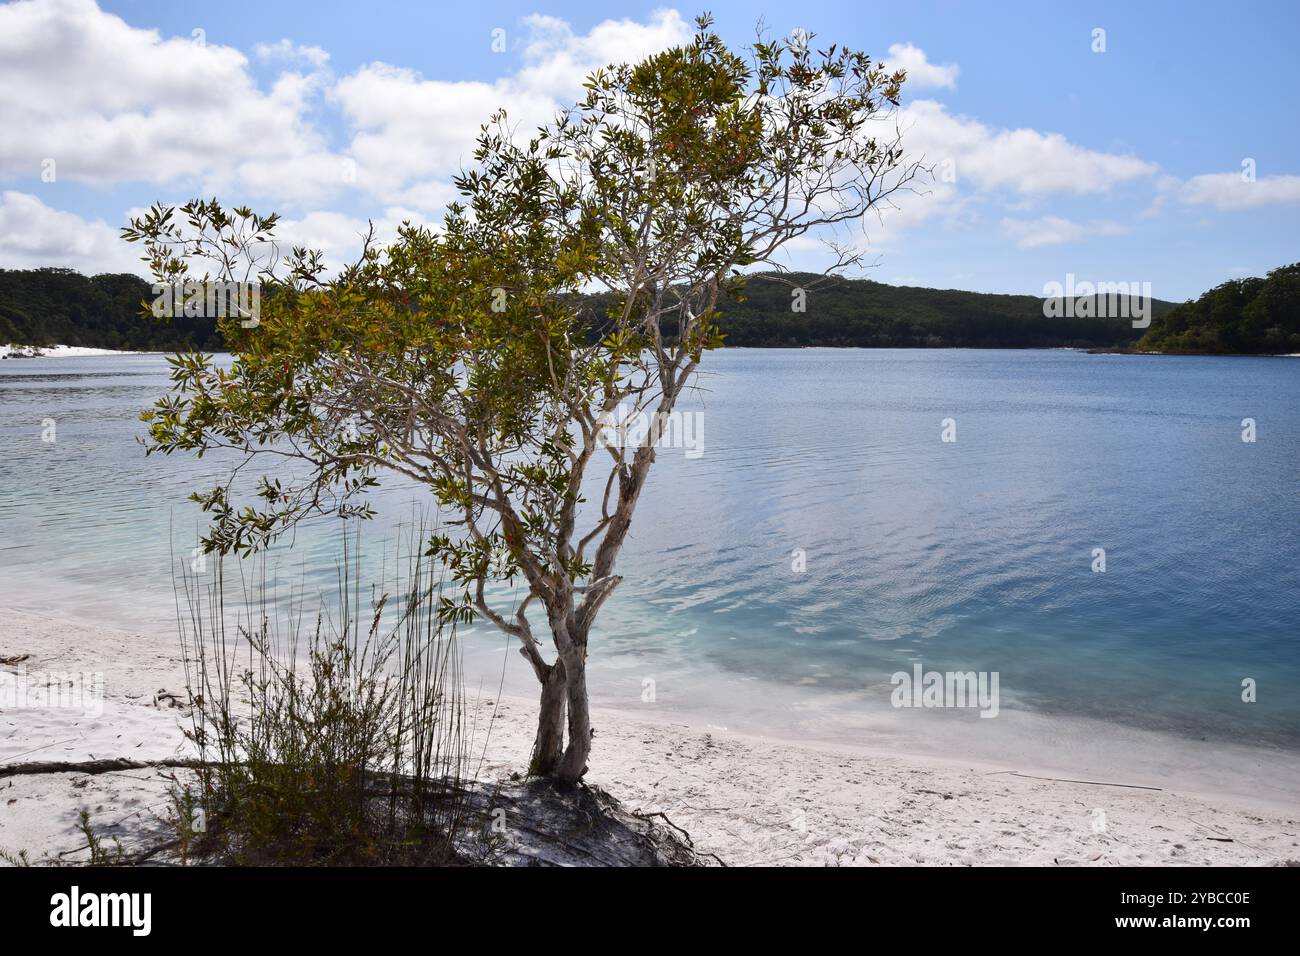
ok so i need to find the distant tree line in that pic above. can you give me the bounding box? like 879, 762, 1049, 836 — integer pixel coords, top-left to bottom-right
1136, 262, 1300, 355
7, 264, 1297, 354
707, 273, 1169, 348
581, 271, 1171, 348
0, 268, 220, 351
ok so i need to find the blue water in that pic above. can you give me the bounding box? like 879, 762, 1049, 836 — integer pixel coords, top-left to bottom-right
2, 349, 1297, 768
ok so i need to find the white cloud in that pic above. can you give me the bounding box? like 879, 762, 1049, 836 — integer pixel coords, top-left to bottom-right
0, 1, 691, 216
899, 100, 1157, 196
885, 43, 958, 90
864, 99, 1158, 248
1178, 172, 1300, 211
273, 207, 437, 267
0, 2, 701, 278
0, 0, 332, 194
0, 191, 139, 272
254, 38, 330, 68
1001, 215, 1127, 249
333, 10, 692, 207
332, 64, 555, 205
516, 10, 691, 98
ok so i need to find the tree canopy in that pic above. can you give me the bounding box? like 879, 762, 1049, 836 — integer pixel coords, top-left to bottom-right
1138, 263, 1300, 354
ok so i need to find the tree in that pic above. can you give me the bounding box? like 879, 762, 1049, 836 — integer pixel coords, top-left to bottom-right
125, 15, 920, 783
1138, 262, 1300, 354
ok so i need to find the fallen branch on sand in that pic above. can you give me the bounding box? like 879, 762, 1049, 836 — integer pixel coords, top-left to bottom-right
631, 808, 727, 866
0, 758, 200, 779
985, 770, 1163, 791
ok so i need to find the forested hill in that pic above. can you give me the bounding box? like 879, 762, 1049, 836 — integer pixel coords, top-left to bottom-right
705, 273, 1175, 348
2, 266, 1175, 353
1136, 263, 1300, 355
0, 268, 221, 351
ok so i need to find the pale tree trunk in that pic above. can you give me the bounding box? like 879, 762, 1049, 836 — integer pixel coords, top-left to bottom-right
556, 649, 591, 783
530, 661, 567, 777
521, 374, 678, 785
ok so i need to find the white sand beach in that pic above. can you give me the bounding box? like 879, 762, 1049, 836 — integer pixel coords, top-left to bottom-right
0, 344, 146, 359
2, 606, 1297, 866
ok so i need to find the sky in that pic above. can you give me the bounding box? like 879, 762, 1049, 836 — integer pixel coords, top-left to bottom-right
0, 0, 1297, 300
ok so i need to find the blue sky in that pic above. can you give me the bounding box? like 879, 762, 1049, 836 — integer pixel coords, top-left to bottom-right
1, 0, 1297, 299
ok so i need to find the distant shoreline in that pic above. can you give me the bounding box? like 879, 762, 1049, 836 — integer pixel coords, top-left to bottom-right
0, 344, 152, 359
8, 342, 1298, 359
1087, 346, 1300, 357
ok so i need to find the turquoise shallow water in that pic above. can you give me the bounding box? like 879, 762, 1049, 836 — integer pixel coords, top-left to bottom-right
1, 348, 1297, 766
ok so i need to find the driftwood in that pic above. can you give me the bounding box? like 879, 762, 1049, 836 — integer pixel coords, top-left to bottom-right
0, 757, 201, 779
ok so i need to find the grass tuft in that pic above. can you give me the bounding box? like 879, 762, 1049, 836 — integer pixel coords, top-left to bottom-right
173, 524, 477, 865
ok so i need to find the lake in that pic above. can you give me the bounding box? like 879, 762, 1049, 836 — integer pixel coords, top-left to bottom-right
2, 348, 1297, 792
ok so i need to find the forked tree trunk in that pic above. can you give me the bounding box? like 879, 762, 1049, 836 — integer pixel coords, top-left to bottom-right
530, 661, 567, 777
556, 650, 592, 783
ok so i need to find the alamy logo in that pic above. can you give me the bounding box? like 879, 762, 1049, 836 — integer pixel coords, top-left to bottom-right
595, 402, 704, 460
1041, 274, 1153, 328
890, 663, 1000, 718
151, 280, 260, 328
50, 886, 151, 936
0, 667, 103, 717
